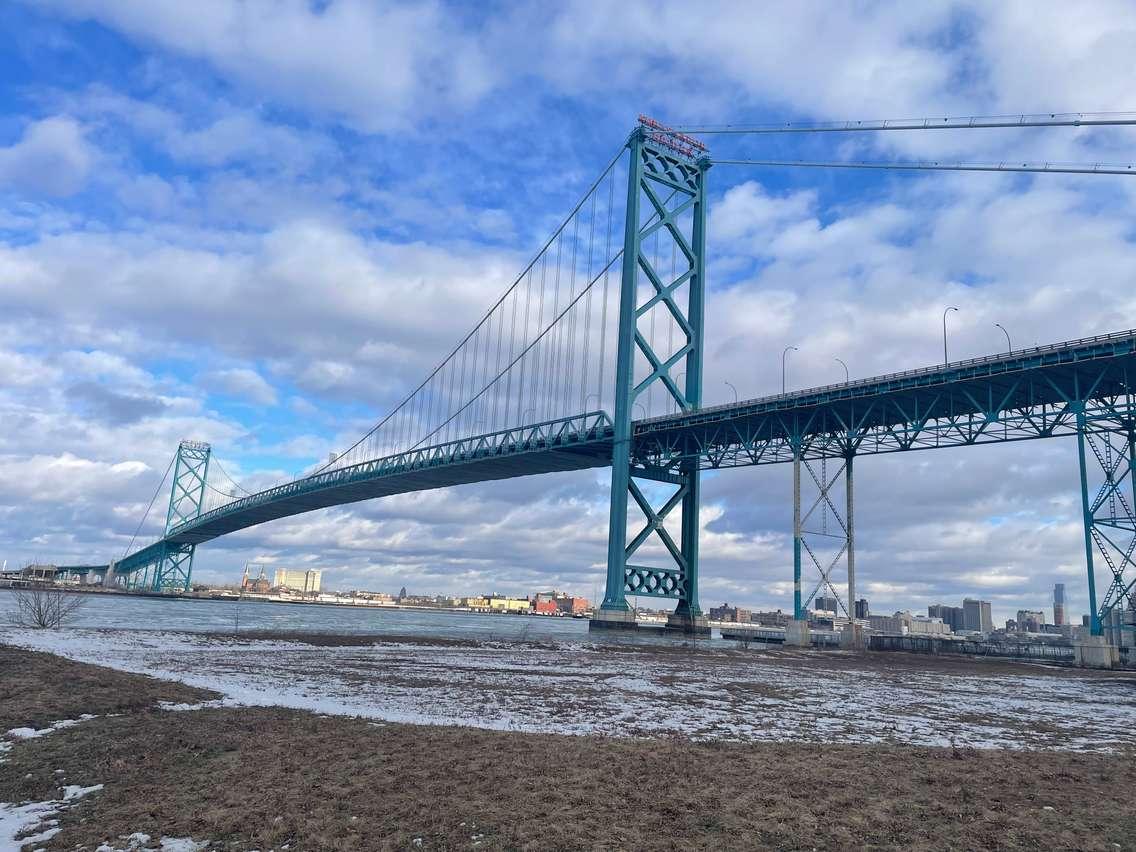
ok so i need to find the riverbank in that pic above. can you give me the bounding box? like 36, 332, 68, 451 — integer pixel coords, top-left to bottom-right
3, 643, 1134, 851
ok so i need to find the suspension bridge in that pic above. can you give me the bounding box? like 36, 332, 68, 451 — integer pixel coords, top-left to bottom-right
60, 113, 1136, 639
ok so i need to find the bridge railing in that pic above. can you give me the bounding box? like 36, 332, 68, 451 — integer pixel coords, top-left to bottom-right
638, 327, 1136, 428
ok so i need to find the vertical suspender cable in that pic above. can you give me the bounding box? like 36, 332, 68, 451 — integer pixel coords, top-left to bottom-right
581, 185, 597, 410
598, 168, 615, 412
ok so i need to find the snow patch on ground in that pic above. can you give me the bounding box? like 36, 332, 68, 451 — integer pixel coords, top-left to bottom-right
3, 627, 1134, 752
96, 832, 209, 851
0, 783, 102, 851
7, 715, 96, 740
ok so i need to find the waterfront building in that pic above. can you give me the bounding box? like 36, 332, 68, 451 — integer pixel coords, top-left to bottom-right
272, 568, 321, 594
1053, 583, 1067, 626
486, 595, 529, 613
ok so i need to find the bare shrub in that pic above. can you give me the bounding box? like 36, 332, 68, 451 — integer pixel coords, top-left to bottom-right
7, 587, 86, 629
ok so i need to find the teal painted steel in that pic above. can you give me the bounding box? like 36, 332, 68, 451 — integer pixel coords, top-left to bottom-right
115, 413, 614, 574
1076, 408, 1101, 635
1074, 404, 1136, 635
602, 121, 710, 614
602, 128, 643, 613
115, 441, 210, 593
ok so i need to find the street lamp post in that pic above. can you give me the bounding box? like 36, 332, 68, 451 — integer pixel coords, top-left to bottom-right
834, 357, 849, 383
724, 380, 738, 404
782, 346, 798, 394
942, 307, 959, 365
994, 322, 1012, 354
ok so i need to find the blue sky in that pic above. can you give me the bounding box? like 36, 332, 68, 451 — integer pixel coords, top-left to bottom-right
2, 1, 1135, 623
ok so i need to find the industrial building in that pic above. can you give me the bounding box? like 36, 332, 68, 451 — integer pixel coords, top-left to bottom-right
272, 568, 322, 595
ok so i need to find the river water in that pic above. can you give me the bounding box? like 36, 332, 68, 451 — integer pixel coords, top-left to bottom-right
0, 588, 710, 645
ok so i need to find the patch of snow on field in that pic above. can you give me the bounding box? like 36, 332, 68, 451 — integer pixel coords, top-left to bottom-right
3, 628, 1134, 752
0, 783, 102, 850
95, 832, 209, 851
7, 715, 96, 740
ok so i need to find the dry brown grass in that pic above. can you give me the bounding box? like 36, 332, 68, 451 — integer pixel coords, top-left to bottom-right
1, 647, 1134, 851
0, 644, 216, 730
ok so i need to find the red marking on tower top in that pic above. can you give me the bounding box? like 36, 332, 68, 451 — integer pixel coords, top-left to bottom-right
638, 115, 708, 158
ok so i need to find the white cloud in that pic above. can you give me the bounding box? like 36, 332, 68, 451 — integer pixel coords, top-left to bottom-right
40, 0, 496, 132
0, 117, 93, 197
200, 367, 278, 406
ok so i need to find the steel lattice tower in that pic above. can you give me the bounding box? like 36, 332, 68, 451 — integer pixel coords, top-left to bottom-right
597, 122, 711, 632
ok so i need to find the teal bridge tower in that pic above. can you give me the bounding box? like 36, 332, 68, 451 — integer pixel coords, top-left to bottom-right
60, 113, 1136, 642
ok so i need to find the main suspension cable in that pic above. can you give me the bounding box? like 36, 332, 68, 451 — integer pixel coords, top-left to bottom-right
711, 158, 1136, 176
672, 111, 1136, 135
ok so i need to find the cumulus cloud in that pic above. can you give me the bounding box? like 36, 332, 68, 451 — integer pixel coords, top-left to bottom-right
0, 117, 92, 196
200, 368, 278, 406
38, 0, 496, 132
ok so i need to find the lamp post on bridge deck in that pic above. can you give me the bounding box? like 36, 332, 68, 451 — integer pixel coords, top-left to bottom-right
943, 306, 959, 364
782, 346, 798, 394
994, 323, 1012, 354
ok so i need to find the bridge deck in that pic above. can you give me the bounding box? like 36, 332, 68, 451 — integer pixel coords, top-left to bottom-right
111, 329, 1136, 574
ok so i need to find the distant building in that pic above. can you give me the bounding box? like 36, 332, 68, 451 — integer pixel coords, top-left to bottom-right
854, 598, 870, 619
928, 604, 966, 633
963, 598, 993, 633
1016, 609, 1045, 633
709, 602, 750, 623
1053, 583, 1067, 626
21, 564, 57, 582
486, 595, 529, 613
869, 611, 950, 636
813, 595, 839, 614
532, 590, 590, 615
272, 568, 322, 594
750, 610, 790, 627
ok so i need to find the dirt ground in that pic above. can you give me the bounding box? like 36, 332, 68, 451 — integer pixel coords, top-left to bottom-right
2, 646, 1135, 851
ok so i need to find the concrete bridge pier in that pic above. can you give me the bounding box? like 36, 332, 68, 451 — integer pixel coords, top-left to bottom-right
1074, 635, 1119, 668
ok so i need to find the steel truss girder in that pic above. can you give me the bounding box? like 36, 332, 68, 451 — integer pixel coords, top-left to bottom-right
603, 127, 709, 615
630, 363, 1136, 471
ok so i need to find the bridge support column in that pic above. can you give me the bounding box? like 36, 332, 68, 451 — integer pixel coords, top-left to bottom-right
791, 449, 856, 625
1074, 404, 1136, 639
846, 453, 856, 619
593, 122, 710, 635
793, 450, 803, 620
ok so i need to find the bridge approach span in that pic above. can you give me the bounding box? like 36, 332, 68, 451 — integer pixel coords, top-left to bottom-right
634, 329, 1136, 469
